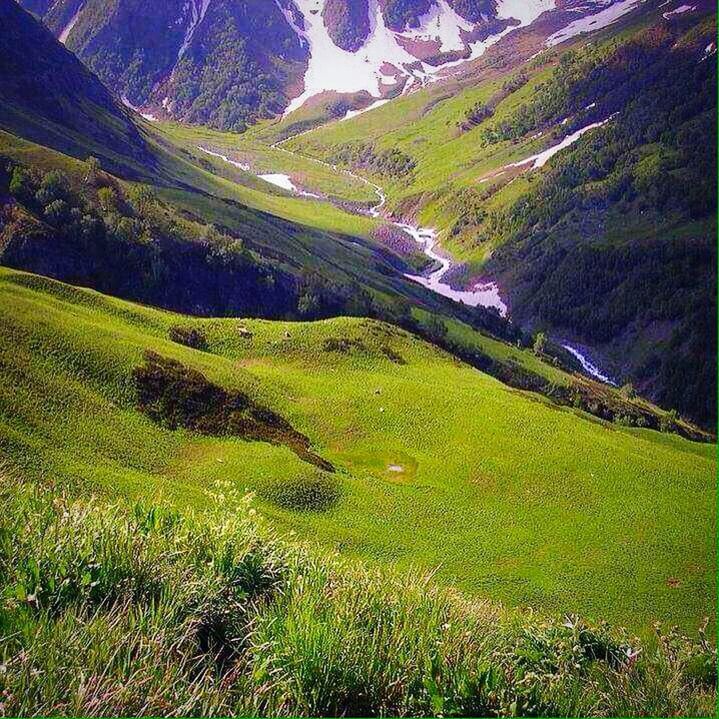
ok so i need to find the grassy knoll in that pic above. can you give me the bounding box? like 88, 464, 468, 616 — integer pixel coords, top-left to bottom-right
0, 268, 714, 637
0, 471, 715, 717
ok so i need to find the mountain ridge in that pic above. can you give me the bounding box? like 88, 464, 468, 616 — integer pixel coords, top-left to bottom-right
20, 0, 641, 129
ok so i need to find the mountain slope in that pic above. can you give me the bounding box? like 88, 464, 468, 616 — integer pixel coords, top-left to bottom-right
19, 0, 641, 126
0, 267, 715, 635
24, 0, 307, 132
280, 0, 717, 426
0, 0, 150, 175
0, 2, 455, 325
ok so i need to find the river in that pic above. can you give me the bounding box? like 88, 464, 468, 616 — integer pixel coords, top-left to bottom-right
199, 126, 624, 382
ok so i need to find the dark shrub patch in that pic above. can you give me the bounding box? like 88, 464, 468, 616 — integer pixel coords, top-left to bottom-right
133, 351, 333, 471
682, 652, 717, 688
322, 337, 367, 354
169, 325, 208, 351
257, 472, 341, 513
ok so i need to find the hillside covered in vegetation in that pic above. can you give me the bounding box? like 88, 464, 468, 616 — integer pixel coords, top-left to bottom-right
0, 2, 716, 715
0, 267, 714, 637
1, 470, 715, 717
284, 2, 717, 428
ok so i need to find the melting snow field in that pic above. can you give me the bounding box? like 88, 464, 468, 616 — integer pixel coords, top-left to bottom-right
284, 0, 556, 115
198, 146, 250, 171
258, 173, 321, 198
663, 4, 696, 19
562, 344, 615, 384
121, 95, 159, 122
497, 0, 556, 25
509, 118, 614, 170
258, 173, 299, 191
546, 0, 644, 47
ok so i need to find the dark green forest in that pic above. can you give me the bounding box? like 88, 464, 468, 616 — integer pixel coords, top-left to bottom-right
484, 21, 717, 425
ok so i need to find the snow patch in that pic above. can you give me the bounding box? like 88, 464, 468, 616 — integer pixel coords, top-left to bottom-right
121, 95, 159, 122
341, 98, 390, 121
177, 0, 212, 61
284, 0, 556, 116
546, 0, 644, 47
59, 3, 84, 44
284, 0, 428, 115
258, 173, 321, 198
198, 146, 250, 171
400, 0, 475, 54
496, 0, 555, 25
509, 118, 614, 170
663, 4, 696, 19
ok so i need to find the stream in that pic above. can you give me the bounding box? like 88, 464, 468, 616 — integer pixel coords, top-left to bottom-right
561, 344, 615, 385
270, 139, 509, 315
199, 125, 623, 382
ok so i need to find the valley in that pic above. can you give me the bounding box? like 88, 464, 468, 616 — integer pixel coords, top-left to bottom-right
0, 0, 716, 715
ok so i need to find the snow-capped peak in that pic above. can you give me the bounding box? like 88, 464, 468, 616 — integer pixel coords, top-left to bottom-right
284, 0, 557, 115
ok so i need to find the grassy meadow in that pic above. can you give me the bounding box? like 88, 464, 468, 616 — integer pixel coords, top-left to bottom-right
0, 268, 714, 638
0, 471, 715, 717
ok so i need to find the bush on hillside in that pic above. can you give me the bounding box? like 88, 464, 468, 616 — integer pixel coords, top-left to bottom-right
257, 472, 341, 513
168, 325, 208, 351
132, 351, 334, 471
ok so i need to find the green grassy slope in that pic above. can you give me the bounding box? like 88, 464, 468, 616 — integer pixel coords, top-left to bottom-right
0, 268, 714, 636
1, 472, 715, 717
9, 128, 689, 441
276, 2, 673, 248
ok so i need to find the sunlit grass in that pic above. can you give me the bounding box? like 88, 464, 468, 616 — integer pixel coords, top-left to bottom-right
0, 268, 714, 637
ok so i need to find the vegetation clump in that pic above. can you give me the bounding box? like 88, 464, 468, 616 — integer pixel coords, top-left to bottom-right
322, 336, 368, 354
322, 0, 370, 52
257, 472, 342, 512
132, 351, 334, 471
329, 142, 416, 178
458, 101, 494, 132
0, 157, 297, 319
0, 473, 715, 717
381, 0, 433, 31
168, 325, 208, 351
380, 343, 407, 365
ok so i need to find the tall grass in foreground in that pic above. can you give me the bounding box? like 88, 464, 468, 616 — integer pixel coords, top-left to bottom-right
0, 472, 715, 717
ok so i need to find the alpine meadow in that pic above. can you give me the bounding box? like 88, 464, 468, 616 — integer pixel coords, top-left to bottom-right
0, 1, 716, 717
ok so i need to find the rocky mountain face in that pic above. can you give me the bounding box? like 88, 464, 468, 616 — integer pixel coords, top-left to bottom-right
20, 0, 563, 129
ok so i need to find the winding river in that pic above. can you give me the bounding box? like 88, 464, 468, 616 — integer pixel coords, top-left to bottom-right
200, 121, 620, 382
268, 138, 509, 315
